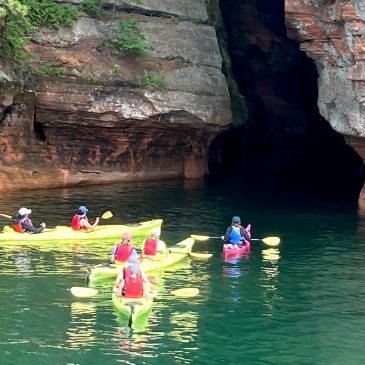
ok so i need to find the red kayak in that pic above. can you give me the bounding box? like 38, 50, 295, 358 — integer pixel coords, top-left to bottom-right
223, 224, 251, 260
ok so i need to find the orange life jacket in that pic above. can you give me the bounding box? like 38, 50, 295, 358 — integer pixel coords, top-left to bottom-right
123, 266, 143, 298
12, 221, 24, 233
143, 237, 158, 255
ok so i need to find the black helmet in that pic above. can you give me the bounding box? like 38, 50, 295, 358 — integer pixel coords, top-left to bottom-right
232, 216, 241, 224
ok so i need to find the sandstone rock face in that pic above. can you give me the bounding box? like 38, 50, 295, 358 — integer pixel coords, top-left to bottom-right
285, 0, 365, 206
0, 0, 230, 191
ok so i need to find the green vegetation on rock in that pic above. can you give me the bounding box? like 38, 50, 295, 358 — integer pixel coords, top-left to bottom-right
139, 70, 165, 89
0, 0, 78, 63
109, 19, 149, 55
81, 0, 101, 18
36, 61, 65, 78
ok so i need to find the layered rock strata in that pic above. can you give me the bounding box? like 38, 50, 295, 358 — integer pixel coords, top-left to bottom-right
285, 0, 365, 206
0, 0, 230, 191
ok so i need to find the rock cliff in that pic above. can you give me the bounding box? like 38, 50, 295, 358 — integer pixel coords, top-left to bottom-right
0, 0, 230, 191
285, 0, 365, 206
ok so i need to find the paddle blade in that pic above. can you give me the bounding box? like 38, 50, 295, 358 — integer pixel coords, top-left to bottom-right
101, 211, 113, 219
262, 237, 280, 246
189, 252, 213, 259
171, 288, 199, 297
70, 287, 99, 298
190, 235, 210, 241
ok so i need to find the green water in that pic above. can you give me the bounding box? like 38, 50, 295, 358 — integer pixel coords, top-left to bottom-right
1, 179, 365, 365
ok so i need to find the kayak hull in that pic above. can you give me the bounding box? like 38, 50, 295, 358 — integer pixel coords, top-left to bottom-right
87, 237, 195, 283
112, 293, 153, 324
0, 219, 162, 243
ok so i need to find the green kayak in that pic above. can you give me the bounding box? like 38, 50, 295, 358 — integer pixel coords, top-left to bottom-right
112, 293, 153, 325
87, 237, 195, 283
0, 219, 163, 243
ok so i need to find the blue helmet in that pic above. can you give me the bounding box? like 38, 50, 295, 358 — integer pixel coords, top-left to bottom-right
78, 205, 88, 214
232, 216, 241, 224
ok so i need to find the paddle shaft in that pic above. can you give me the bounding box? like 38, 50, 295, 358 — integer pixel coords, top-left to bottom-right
0, 213, 12, 219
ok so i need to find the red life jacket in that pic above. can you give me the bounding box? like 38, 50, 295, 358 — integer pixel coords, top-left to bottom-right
115, 244, 133, 262
143, 238, 158, 255
123, 266, 143, 298
12, 221, 24, 233
71, 214, 85, 230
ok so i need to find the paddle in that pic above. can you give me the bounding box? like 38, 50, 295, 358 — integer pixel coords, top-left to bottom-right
1, 211, 112, 221
0, 213, 12, 219
101, 211, 113, 219
171, 288, 199, 297
190, 234, 280, 247
189, 252, 213, 259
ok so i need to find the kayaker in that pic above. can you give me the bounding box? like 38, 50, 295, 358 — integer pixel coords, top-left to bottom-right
113, 250, 151, 298
221, 216, 250, 249
12, 207, 46, 233
71, 205, 100, 231
141, 227, 167, 257
111, 232, 135, 263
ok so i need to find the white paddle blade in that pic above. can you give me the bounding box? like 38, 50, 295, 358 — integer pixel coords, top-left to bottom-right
70, 287, 99, 298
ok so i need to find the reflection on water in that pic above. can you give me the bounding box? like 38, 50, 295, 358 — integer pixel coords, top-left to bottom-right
66, 302, 97, 348
260, 247, 281, 316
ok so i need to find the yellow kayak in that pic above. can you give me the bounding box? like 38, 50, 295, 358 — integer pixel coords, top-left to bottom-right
112, 293, 153, 325
0, 219, 163, 243
87, 237, 195, 283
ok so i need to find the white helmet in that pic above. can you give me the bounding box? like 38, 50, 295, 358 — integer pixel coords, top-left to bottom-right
151, 228, 161, 237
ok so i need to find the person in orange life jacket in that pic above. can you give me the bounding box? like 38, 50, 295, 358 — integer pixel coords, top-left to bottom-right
113, 250, 151, 298
71, 205, 100, 231
221, 216, 250, 249
141, 227, 167, 257
111, 232, 135, 263
12, 207, 46, 233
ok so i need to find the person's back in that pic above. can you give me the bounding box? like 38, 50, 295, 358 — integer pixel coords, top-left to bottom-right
114, 250, 150, 298
222, 216, 250, 248
141, 228, 167, 256
111, 232, 133, 263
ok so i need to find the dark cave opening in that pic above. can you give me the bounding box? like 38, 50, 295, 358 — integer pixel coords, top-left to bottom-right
208, 0, 365, 199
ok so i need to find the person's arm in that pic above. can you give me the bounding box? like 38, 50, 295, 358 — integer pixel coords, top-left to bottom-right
111, 245, 117, 263
240, 227, 251, 242
23, 220, 46, 233
80, 217, 100, 231
114, 270, 124, 296
223, 227, 232, 242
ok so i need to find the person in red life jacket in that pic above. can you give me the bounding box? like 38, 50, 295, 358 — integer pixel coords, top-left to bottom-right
12, 207, 46, 233
111, 232, 135, 263
71, 205, 100, 231
141, 228, 167, 257
113, 250, 151, 298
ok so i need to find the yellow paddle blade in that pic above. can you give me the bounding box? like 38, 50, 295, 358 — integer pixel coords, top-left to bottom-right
190, 235, 210, 241
189, 252, 213, 259
171, 288, 199, 298
70, 287, 99, 298
101, 211, 113, 219
3, 225, 14, 233
262, 237, 280, 246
